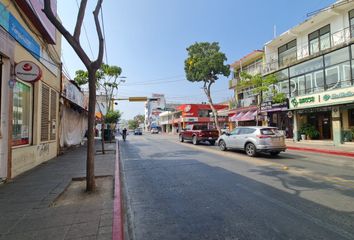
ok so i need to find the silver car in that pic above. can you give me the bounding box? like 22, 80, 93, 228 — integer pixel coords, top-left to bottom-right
217, 126, 286, 157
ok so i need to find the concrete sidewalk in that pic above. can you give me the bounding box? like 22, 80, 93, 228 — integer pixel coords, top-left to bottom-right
285, 139, 354, 157
0, 141, 116, 240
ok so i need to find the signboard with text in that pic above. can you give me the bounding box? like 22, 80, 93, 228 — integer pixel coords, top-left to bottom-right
289, 86, 354, 109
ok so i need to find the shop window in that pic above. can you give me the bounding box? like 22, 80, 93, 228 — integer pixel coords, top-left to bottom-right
309, 25, 331, 55
349, 109, 354, 126
12, 81, 32, 146
41, 84, 58, 142
198, 109, 211, 117
289, 56, 323, 77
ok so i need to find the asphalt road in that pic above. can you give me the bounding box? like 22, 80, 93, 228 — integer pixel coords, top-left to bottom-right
120, 133, 354, 240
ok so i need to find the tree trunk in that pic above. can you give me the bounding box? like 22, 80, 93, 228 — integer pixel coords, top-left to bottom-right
101, 122, 105, 154
87, 70, 96, 192
204, 82, 221, 136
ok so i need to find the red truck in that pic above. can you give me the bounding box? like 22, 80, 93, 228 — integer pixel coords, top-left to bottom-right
179, 125, 219, 145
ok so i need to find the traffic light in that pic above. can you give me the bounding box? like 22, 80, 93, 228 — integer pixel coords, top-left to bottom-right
128, 97, 148, 102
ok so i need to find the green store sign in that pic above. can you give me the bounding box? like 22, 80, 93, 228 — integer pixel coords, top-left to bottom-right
323, 91, 354, 101
291, 97, 315, 107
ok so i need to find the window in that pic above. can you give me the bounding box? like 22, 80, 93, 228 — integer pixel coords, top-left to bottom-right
12, 81, 32, 146
198, 109, 211, 117
41, 84, 58, 142
278, 39, 297, 67
349, 109, 354, 126
324, 47, 351, 90
309, 25, 331, 54
350, 9, 354, 38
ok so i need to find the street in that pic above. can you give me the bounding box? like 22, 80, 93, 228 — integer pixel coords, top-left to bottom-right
120, 133, 354, 240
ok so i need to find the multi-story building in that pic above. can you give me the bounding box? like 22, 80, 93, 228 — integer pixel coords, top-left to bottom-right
144, 93, 166, 131
263, 0, 354, 145
0, 0, 61, 180
228, 50, 264, 128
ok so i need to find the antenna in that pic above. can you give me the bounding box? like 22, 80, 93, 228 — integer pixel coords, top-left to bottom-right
273, 25, 277, 38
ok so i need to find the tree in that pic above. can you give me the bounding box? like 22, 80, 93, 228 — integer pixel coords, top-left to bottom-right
43, 0, 104, 192
128, 120, 139, 130
239, 72, 286, 125
184, 42, 230, 135
133, 114, 145, 125
75, 64, 123, 154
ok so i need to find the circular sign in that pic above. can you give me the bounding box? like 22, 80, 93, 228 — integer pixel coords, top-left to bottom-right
184, 105, 191, 112
287, 111, 293, 118
15, 61, 42, 82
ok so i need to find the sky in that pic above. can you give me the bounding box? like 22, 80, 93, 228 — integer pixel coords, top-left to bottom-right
57, 0, 335, 120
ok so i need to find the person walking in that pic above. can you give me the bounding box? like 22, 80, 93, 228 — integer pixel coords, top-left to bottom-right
122, 128, 127, 141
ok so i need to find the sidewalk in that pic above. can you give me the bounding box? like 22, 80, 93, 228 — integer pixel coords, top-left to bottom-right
0, 141, 116, 240
285, 139, 354, 157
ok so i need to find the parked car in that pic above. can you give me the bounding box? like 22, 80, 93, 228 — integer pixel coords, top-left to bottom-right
134, 128, 142, 135
151, 128, 159, 134
217, 126, 286, 157
179, 125, 219, 145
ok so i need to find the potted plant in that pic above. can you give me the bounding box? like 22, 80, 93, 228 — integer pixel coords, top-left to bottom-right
306, 125, 320, 140
299, 125, 307, 141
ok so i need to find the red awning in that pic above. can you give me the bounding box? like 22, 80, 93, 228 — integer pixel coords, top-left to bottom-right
239, 110, 257, 121
230, 112, 245, 122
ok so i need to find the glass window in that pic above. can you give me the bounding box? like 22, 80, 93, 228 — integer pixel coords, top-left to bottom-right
350, 9, 354, 37
278, 39, 297, 67
12, 81, 32, 146
309, 25, 331, 54
277, 79, 290, 96
324, 47, 350, 66
289, 56, 323, 77
349, 109, 354, 126
325, 61, 352, 90
198, 110, 211, 117
274, 69, 289, 81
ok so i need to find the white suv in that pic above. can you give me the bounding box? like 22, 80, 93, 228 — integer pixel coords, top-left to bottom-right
217, 126, 286, 157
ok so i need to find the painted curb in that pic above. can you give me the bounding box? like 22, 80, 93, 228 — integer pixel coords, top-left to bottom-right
113, 141, 124, 240
287, 146, 354, 158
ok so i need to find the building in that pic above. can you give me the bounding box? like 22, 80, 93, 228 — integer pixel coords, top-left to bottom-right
228, 50, 264, 129
177, 104, 228, 130
144, 93, 166, 131
263, 0, 354, 144
0, 0, 61, 180
59, 75, 88, 150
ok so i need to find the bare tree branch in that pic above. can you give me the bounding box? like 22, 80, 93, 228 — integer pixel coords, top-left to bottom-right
42, 0, 91, 68
74, 0, 88, 41
92, 0, 104, 70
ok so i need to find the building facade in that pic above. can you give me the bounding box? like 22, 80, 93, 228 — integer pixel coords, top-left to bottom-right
263, 0, 354, 144
228, 50, 264, 129
0, 0, 61, 180
144, 93, 166, 131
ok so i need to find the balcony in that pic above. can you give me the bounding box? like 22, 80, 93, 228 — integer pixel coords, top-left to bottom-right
229, 78, 238, 89
264, 26, 352, 74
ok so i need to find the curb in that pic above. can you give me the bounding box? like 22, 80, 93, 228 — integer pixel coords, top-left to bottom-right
113, 140, 124, 240
287, 146, 354, 158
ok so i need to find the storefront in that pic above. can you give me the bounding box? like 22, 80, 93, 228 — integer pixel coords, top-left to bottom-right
228, 106, 260, 129
260, 101, 293, 138
178, 104, 228, 130
0, 1, 61, 179
290, 86, 354, 145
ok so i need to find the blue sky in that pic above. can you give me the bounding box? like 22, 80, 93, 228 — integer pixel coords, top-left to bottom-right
57, 0, 334, 120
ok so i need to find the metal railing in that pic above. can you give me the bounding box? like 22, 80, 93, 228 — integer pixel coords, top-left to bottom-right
263, 26, 353, 75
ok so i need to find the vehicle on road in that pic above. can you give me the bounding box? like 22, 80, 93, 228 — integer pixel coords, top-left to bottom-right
151, 128, 159, 134
179, 124, 219, 145
217, 126, 286, 157
134, 128, 143, 135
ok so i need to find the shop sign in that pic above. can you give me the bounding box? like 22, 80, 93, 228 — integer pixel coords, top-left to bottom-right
15, 61, 41, 82
184, 117, 198, 122
260, 101, 289, 111
290, 87, 354, 109
62, 78, 85, 108
0, 2, 41, 59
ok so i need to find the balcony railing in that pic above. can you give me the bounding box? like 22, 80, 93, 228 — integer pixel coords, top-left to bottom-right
263, 26, 353, 74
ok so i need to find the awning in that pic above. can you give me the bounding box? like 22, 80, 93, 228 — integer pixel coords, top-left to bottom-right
239, 110, 257, 121
95, 112, 103, 120
230, 112, 245, 122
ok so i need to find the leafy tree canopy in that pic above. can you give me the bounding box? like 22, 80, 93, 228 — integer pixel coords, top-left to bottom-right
105, 110, 122, 124
184, 42, 230, 83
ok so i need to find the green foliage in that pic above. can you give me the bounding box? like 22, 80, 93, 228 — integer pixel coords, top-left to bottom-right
133, 114, 145, 124
105, 110, 121, 123
74, 70, 89, 85
184, 42, 230, 83
239, 72, 278, 96
128, 120, 139, 130
299, 123, 320, 139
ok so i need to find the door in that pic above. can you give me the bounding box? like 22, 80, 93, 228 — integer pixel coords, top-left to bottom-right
226, 128, 241, 148
320, 113, 331, 139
